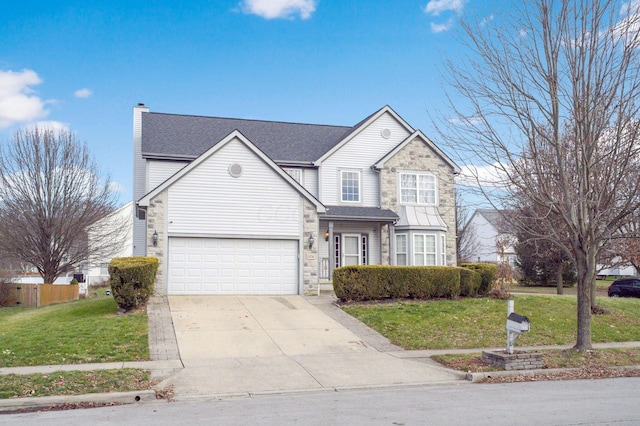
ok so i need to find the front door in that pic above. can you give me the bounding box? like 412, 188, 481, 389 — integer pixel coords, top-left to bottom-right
342, 234, 361, 266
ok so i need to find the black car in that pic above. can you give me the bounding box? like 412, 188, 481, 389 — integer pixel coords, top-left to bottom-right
608, 278, 640, 298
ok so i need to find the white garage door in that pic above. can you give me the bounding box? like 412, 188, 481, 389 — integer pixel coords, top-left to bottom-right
168, 238, 298, 295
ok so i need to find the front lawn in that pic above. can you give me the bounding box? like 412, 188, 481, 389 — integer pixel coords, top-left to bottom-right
0, 297, 149, 367
342, 295, 640, 350
0, 369, 151, 399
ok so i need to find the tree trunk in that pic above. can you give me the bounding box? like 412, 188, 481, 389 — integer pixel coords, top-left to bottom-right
574, 248, 594, 350
556, 264, 564, 295
590, 276, 597, 310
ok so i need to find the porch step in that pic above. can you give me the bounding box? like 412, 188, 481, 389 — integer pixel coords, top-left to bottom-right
319, 281, 334, 296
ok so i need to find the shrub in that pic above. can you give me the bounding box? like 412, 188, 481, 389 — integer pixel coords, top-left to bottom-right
333, 265, 461, 302
70, 278, 79, 285
109, 257, 159, 311
459, 263, 498, 295
458, 267, 482, 297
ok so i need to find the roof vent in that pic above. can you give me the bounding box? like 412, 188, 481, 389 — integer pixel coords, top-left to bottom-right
381, 128, 391, 139
228, 163, 243, 178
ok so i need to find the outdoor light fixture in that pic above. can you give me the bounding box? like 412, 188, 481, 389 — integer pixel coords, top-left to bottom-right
308, 234, 315, 249
152, 231, 159, 247
324, 230, 330, 241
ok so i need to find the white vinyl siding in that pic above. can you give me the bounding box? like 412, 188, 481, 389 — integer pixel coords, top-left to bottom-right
168, 139, 302, 237
320, 112, 410, 206
400, 173, 437, 205
168, 237, 298, 295
304, 168, 319, 198
148, 160, 189, 191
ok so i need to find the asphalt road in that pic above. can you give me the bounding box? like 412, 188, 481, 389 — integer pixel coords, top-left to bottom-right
4, 378, 640, 425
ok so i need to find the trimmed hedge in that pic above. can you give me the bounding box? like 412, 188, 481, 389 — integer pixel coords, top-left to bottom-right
459, 263, 498, 295
458, 267, 482, 297
333, 265, 464, 302
109, 257, 159, 311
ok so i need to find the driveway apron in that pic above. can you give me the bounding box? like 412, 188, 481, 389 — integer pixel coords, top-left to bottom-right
159, 295, 461, 397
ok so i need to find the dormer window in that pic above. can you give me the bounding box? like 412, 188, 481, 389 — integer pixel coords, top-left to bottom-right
400, 173, 436, 205
284, 168, 302, 184
340, 170, 361, 203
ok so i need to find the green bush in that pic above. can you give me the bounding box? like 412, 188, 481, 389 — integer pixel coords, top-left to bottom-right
109, 257, 159, 311
333, 265, 462, 302
458, 267, 482, 297
459, 263, 498, 295
70, 278, 79, 285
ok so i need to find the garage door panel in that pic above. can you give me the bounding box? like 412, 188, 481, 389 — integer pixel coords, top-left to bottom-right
168, 237, 298, 295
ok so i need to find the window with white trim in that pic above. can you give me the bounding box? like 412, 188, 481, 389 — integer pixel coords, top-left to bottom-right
284, 168, 302, 183
400, 173, 436, 205
440, 234, 446, 265
414, 234, 437, 266
340, 170, 361, 202
396, 234, 407, 266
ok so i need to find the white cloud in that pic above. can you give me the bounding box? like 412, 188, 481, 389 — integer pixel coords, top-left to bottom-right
27, 121, 71, 133
0, 69, 48, 129
74, 88, 92, 98
239, 0, 317, 20
109, 181, 125, 193
431, 18, 454, 33
456, 163, 510, 188
424, 0, 467, 16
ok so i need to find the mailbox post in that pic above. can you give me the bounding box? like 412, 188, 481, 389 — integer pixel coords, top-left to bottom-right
506, 311, 530, 354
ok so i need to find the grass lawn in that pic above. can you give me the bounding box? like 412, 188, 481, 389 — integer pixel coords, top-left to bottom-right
512, 279, 612, 296
0, 296, 149, 368
0, 369, 151, 399
342, 294, 640, 350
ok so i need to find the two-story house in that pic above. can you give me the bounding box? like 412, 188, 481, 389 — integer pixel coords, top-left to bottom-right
133, 104, 460, 295
465, 209, 517, 266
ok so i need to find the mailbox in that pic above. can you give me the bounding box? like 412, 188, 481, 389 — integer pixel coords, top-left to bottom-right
507, 313, 530, 333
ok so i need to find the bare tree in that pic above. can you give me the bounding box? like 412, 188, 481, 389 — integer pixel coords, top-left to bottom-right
0, 127, 127, 284
438, 0, 640, 349
456, 192, 482, 262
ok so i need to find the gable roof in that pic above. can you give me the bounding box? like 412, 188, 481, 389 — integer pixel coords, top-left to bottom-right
314, 105, 415, 164
471, 209, 511, 233
137, 130, 325, 213
141, 112, 353, 164
373, 130, 461, 174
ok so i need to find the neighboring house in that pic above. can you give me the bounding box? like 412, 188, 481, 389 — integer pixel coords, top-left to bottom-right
86, 202, 134, 287
133, 104, 460, 295
465, 209, 517, 266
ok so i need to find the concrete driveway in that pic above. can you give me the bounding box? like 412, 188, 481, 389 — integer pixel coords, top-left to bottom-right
159, 295, 463, 398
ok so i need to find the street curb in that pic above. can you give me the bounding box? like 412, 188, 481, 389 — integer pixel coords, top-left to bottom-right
0, 390, 157, 413
465, 365, 640, 382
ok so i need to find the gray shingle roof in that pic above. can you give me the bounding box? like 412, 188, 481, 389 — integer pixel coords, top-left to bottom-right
322, 206, 399, 222
141, 112, 355, 163
477, 209, 510, 233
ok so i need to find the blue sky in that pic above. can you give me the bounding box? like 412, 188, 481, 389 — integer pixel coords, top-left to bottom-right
1, 0, 488, 205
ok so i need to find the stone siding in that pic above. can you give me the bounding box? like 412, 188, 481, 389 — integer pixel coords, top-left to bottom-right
482, 351, 543, 371
303, 199, 320, 294
146, 191, 166, 294
379, 136, 457, 265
